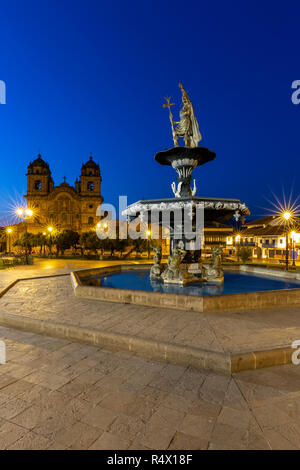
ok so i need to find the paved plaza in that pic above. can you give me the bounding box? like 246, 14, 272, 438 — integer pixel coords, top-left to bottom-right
0, 260, 300, 449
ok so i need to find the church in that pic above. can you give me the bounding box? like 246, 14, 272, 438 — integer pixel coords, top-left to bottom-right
18, 154, 103, 235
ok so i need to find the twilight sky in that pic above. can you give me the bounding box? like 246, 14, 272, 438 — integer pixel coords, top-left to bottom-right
1, 0, 300, 224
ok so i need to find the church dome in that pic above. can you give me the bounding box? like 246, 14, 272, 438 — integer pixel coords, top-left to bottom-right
81, 156, 100, 176
27, 154, 51, 174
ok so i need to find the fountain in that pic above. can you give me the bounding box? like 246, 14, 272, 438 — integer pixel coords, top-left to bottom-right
123, 83, 249, 284
72, 85, 300, 315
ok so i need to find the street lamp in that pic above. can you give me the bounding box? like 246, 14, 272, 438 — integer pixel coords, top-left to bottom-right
291, 231, 296, 268
283, 211, 291, 271
147, 230, 151, 260
6, 228, 12, 254
235, 234, 241, 262
42, 232, 47, 256
47, 226, 53, 256
16, 207, 33, 264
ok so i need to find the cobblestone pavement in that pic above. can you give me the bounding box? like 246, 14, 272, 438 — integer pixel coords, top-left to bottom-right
0, 258, 151, 289
1, 261, 300, 449
2, 274, 300, 354
1, 326, 300, 450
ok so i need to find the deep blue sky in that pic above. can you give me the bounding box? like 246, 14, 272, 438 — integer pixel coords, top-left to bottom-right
1, 0, 300, 224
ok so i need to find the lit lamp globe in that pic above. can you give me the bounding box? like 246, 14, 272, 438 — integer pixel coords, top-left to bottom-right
283, 211, 291, 221
25, 209, 33, 217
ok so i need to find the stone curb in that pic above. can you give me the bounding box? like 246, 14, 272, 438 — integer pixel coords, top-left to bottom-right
0, 311, 230, 374
231, 346, 294, 373
0, 279, 20, 298
0, 308, 295, 374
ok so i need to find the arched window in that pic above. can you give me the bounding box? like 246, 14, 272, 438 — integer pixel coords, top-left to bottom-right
87, 182, 94, 191
88, 217, 94, 225
34, 180, 42, 190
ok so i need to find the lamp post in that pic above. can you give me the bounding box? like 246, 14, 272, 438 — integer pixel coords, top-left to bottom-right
147, 230, 151, 260
47, 226, 53, 256
283, 211, 291, 271
42, 232, 46, 256
235, 234, 241, 262
291, 231, 296, 268
6, 228, 12, 254
16, 208, 33, 265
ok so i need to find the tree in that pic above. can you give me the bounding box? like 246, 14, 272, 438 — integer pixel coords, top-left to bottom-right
13, 232, 35, 254
55, 230, 80, 255
79, 231, 100, 255
238, 247, 252, 263
132, 238, 148, 256
114, 238, 130, 257
32, 233, 45, 255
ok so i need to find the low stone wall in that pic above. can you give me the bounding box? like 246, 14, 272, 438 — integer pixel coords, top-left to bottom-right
71, 265, 300, 314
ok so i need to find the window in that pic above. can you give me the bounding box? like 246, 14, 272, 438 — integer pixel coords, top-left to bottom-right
87, 182, 94, 191
34, 180, 42, 190
62, 213, 67, 222
88, 217, 94, 225
89, 204, 93, 209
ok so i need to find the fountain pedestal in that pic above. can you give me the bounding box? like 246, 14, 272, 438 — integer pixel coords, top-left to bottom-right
123, 147, 249, 285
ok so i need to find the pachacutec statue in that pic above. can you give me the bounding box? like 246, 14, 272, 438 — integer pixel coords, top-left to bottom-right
163, 83, 202, 148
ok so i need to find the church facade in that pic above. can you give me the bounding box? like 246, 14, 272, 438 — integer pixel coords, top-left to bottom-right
22, 154, 103, 234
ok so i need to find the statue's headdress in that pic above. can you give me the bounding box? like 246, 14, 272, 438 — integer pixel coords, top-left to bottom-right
179, 83, 191, 103
178, 82, 202, 146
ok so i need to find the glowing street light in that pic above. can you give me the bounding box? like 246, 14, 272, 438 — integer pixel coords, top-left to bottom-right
235, 234, 241, 262
47, 227, 53, 256
281, 211, 292, 271
6, 228, 12, 253
291, 231, 296, 267
16, 207, 33, 265
146, 230, 151, 259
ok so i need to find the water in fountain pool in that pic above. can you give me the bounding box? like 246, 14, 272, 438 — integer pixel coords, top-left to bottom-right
85, 270, 300, 296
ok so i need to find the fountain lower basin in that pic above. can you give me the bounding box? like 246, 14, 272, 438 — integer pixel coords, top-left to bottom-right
71, 264, 300, 313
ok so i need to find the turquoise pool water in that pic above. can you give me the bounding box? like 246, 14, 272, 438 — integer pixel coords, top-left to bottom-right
85, 270, 300, 296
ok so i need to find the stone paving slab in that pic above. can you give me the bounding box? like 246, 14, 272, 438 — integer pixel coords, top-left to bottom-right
1, 326, 300, 449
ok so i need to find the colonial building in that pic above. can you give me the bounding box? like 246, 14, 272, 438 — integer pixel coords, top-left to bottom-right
15, 154, 103, 237
233, 215, 300, 262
